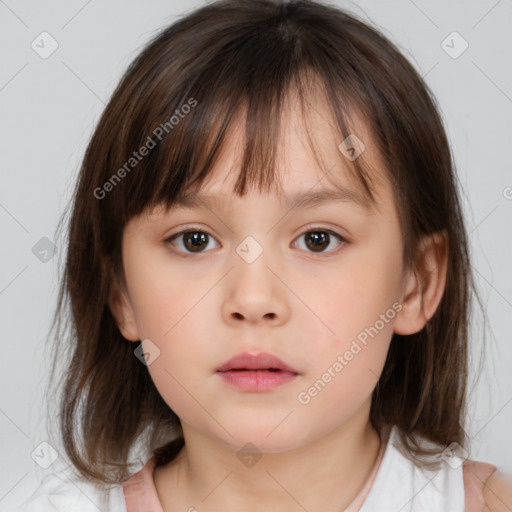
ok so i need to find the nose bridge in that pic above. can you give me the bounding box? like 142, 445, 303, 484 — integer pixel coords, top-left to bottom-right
232, 232, 278, 293
222, 232, 289, 325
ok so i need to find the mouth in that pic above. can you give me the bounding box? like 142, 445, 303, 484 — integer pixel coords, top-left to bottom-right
215, 352, 300, 392
215, 352, 300, 374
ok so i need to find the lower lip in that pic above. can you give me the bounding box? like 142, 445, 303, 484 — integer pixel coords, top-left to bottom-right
216, 370, 298, 392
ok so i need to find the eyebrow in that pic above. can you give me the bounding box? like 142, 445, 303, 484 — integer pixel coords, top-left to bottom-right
171, 185, 374, 213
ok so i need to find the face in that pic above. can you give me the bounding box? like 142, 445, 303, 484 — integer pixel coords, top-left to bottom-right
115, 95, 409, 454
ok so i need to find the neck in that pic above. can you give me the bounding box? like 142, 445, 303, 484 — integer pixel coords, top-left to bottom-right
154, 403, 386, 512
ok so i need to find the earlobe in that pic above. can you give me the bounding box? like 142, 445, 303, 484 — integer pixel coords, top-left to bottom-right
108, 279, 141, 342
393, 231, 448, 336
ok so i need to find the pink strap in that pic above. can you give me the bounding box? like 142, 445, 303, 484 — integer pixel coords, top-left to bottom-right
122, 456, 164, 512
463, 460, 497, 512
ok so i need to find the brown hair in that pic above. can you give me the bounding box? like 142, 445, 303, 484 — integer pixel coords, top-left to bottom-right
46, 0, 483, 484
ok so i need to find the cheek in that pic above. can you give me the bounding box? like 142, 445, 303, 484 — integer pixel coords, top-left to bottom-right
309, 245, 401, 384
125, 249, 191, 338
142, 311, 219, 423
323, 251, 400, 334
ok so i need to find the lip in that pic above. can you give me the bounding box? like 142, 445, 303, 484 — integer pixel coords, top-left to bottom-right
216, 352, 300, 392
216, 352, 300, 373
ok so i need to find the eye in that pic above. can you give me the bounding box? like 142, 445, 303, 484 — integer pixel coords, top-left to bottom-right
165, 226, 347, 255
166, 228, 220, 254
292, 228, 347, 254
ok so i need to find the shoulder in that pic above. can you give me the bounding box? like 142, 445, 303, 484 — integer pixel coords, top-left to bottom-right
463, 460, 512, 512
483, 468, 512, 512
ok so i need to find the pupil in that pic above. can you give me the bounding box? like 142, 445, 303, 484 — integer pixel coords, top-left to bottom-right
306, 232, 328, 252
185, 232, 208, 252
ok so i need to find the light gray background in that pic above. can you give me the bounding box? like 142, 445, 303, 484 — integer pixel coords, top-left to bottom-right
1, 0, 511, 508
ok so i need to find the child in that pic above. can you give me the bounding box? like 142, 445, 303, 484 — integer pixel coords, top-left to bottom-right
13, 0, 512, 510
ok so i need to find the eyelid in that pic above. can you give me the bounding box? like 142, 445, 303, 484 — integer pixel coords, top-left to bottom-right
298, 223, 349, 242
165, 224, 216, 240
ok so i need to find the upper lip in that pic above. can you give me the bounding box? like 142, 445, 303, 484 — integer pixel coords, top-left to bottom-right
216, 352, 300, 374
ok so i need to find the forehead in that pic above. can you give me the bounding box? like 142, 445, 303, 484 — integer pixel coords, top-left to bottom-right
183, 94, 389, 212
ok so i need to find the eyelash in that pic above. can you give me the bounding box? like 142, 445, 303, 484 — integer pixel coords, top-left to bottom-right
164, 225, 348, 256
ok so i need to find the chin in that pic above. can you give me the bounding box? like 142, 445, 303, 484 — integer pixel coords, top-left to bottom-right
214, 422, 306, 454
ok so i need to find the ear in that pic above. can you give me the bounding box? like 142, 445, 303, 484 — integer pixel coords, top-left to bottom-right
108, 277, 141, 342
393, 230, 448, 335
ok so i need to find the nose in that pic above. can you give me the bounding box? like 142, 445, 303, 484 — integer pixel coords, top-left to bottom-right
221, 252, 290, 327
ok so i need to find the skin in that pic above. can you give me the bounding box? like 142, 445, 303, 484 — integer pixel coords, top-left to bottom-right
110, 89, 448, 511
